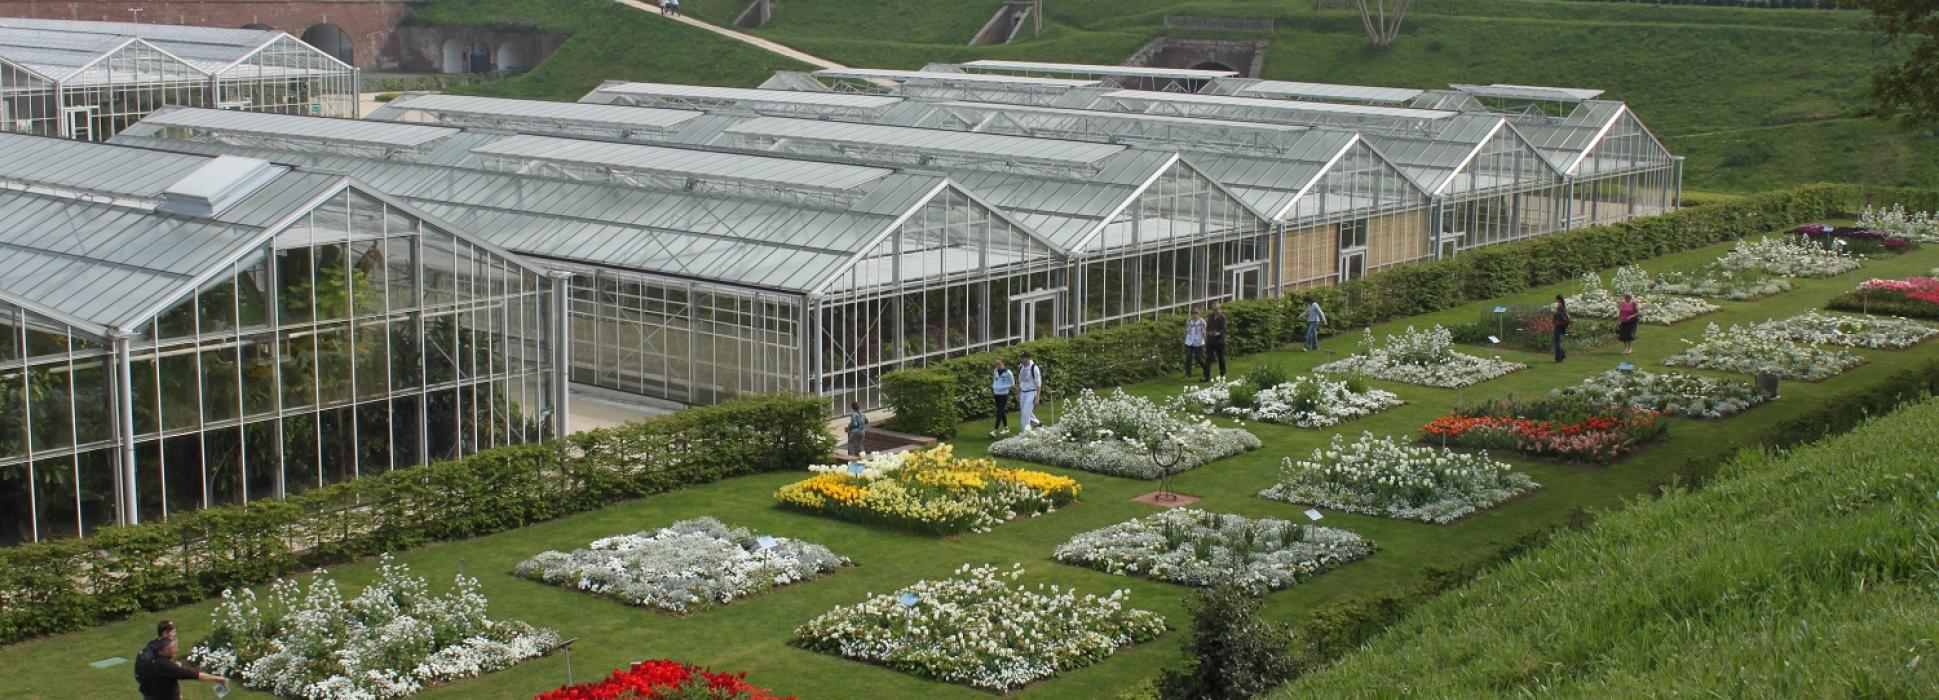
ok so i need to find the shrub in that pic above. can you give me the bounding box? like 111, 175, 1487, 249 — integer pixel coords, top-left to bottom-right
1158, 584, 1300, 700
989, 389, 1262, 479
881, 368, 959, 438
534, 659, 791, 700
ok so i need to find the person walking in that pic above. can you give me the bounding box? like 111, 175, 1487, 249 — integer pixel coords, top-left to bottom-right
135, 623, 227, 700
1183, 310, 1208, 378
1617, 293, 1641, 355
1301, 296, 1327, 351
990, 358, 1015, 436
1204, 301, 1229, 381
1017, 352, 1044, 431
1552, 294, 1572, 362
845, 401, 868, 459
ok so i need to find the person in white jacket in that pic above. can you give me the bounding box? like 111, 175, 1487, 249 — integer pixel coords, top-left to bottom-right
1016, 352, 1044, 432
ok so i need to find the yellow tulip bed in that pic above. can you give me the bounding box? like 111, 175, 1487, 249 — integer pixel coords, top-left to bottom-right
774, 444, 1080, 535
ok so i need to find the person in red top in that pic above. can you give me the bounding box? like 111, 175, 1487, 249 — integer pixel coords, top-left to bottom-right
1616, 293, 1641, 355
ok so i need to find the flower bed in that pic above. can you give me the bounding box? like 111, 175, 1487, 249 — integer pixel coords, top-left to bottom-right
514, 517, 847, 613
1170, 364, 1401, 428
1259, 433, 1538, 524
1448, 304, 1617, 353
1651, 264, 1792, 301
1053, 508, 1372, 594
534, 660, 790, 700
991, 389, 1261, 479
1827, 276, 1939, 321
1715, 236, 1862, 278
774, 444, 1079, 535
1751, 310, 1936, 350
1793, 223, 1916, 256
793, 563, 1166, 692
1565, 267, 1718, 325
1315, 325, 1526, 388
1664, 322, 1867, 381
1555, 369, 1766, 419
189, 556, 558, 700
1420, 394, 1667, 464
1857, 204, 1939, 242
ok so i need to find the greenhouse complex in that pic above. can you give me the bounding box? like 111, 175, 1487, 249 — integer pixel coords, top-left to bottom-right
88, 62, 1672, 419
0, 19, 356, 141
0, 133, 564, 545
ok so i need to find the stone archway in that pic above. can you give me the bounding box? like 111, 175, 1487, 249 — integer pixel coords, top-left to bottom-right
494, 41, 528, 73
440, 38, 465, 73
301, 23, 354, 64
467, 41, 491, 73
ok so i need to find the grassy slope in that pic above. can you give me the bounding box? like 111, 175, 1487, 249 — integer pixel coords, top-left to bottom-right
427, 0, 1939, 192
11, 230, 1939, 698
405, 0, 813, 98
1274, 386, 1939, 696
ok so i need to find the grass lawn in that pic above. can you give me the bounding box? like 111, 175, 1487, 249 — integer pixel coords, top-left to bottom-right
420, 0, 1939, 193
13, 235, 1939, 699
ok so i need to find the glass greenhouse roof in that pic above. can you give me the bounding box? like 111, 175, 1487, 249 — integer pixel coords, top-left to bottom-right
1098, 90, 1456, 123
1225, 79, 1424, 105
723, 116, 1128, 170
812, 68, 1101, 89
471, 133, 896, 194
0, 18, 347, 74
0, 132, 355, 333
585, 81, 903, 118
144, 107, 456, 149
957, 60, 1236, 80
373, 93, 703, 133
1453, 83, 1605, 102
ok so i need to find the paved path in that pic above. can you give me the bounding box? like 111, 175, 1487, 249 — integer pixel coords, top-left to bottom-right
612, 0, 848, 70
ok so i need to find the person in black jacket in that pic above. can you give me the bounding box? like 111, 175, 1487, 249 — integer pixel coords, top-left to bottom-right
135, 632, 227, 700
1203, 301, 1229, 381
1552, 294, 1572, 362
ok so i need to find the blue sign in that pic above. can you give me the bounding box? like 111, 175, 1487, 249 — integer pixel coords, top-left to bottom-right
1492, 306, 1508, 313
1617, 362, 1636, 372
847, 463, 866, 477
897, 593, 919, 607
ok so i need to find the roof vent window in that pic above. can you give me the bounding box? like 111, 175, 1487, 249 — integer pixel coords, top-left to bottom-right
155, 155, 285, 217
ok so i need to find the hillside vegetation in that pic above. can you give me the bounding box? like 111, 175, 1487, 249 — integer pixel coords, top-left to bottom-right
1271, 390, 1939, 696
411, 0, 1939, 192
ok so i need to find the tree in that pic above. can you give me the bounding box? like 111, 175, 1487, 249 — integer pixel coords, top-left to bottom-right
1353, 0, 1411, 47
1158, 585, 1301, 700
1847, 0, 1939, 127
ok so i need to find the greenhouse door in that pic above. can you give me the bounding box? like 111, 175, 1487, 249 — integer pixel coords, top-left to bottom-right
1012, 292, 1060, 342
63, 106, 95, 141
1225, 262, 1266, 300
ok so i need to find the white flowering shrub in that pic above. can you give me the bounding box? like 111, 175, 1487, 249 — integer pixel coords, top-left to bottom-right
514, 517, 847, 613
793, 563, 1166, 691
189, 555, 558, 700
1751, 310, 1936, 350
1053, 509, 1372, 595
1259, 433, 1538, 524
1556, 369, 1766, 419
1566, 268, 1719, 324
1171, 374, 1401, 428
1315, 326, 1526, 388
1858, 204, 1939, 243
1651, 265, 1793, 301
990, 389, 1261, 479
1716, 237, 1862, 278
1664, 322, 1866, 381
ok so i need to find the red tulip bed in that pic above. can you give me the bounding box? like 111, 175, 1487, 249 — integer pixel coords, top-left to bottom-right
534, 659, 791, 700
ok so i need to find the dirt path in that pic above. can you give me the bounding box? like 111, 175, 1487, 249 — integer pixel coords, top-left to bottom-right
612, 0, 848, 70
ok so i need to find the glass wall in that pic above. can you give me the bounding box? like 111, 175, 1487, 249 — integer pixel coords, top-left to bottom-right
568, 269, 804, 406
2, 190, 558, 545
1078, 165, 1270, 329
1278, 145, 1433, 288
814, 188, 1065, 411
214, 35, 358, 118
1443, 128, 1568, 251
1, 42, 210, 142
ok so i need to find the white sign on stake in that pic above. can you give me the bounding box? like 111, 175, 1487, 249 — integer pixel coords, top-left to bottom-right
847, 463, 866, 477
1492, 306, 1508, 313
897, 592, 919, 607
1487, 335, 1501, 344
1304, 508, 1324, 521
756, 535, 778, 550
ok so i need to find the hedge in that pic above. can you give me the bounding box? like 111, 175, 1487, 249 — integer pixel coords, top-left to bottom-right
915, 184, 1860, 419
0, 393, 831, 645
882, 369, 959, 438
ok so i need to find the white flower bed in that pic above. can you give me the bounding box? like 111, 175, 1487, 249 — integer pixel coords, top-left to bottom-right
1315, 326, 1526, 388
990, 388, 1261, 479
514, 517, 847, 613
189, 556, 558, 700
1557, 369, 1766, 419
1171, 374, 1401, 427
1651, 266, 1793, 301
1664, 322, 1865, 381
1052, 508, 1372, 594
1859, 204, 1939, 243
1566, 267, 1718, 324
1259, 433, 1538, 524
1716, 237, 1862, 278
793, 563, 1166, 691
1751, 310, 1936, 350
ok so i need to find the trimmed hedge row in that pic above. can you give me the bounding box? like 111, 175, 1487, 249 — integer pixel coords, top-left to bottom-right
0, 394, 832, 645
895, 185, 1851, 423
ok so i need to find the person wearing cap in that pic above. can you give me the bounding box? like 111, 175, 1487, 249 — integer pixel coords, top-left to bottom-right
1016, 352, 1044, 432
135, 619, 228, 700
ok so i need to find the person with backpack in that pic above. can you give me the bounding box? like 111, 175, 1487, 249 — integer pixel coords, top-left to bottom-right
991, 358, 1016, 436
845, 401, 867, 459
1017, 352, 1045, 432
136, 620, 227, 700
1552, 294, 1572, 362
